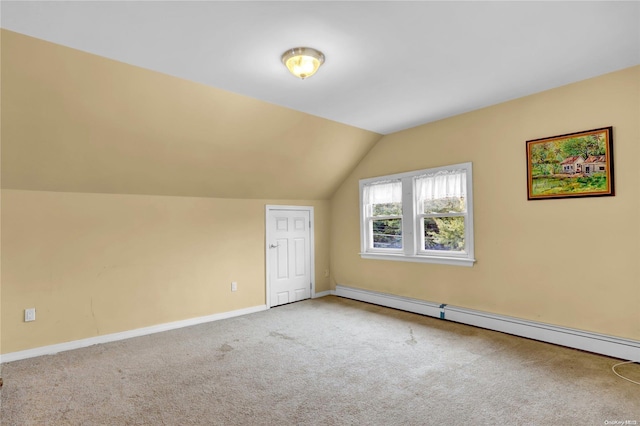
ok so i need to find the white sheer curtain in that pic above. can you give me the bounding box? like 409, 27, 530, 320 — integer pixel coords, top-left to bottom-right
363, 180, 402, 205
415, 169, 466, 202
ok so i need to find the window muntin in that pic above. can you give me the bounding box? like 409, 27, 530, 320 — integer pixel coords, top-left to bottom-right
359, 163, 475, 267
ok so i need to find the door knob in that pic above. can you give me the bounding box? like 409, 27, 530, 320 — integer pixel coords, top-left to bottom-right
269, 244, 279, 249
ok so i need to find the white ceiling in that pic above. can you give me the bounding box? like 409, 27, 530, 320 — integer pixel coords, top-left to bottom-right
2, 1, 639, 135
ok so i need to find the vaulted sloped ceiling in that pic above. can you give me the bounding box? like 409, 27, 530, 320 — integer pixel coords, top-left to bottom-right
1, 31, 382, 199
3, 1, 639, 135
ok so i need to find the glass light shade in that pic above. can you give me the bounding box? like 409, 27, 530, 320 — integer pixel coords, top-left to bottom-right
281, 47, 325, 79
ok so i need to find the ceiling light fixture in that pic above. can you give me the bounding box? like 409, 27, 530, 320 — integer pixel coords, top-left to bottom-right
281, 47, 325, 80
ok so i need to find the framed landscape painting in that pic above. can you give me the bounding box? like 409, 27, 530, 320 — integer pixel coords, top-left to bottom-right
526, 127, 614, 200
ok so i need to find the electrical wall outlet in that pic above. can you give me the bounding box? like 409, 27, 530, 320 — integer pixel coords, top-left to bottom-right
324, 269, 330, 277
231, 281, 237, 292
25, 308, 36, 322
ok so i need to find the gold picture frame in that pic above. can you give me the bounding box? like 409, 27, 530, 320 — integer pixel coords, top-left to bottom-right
526, 127, 614, 200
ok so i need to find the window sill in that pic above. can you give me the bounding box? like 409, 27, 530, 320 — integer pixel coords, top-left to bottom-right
360, 252, 476, 267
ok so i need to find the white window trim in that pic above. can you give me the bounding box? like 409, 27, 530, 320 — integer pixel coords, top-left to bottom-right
359, 162, 476, 267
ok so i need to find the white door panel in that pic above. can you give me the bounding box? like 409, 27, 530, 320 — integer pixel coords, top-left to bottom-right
267, 209, 312, 308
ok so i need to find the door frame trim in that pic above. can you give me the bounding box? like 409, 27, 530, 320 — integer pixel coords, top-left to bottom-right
265, 205, 315, 308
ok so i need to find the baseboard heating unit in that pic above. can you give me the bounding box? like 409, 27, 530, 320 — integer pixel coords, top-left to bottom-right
334, 284, 640, 362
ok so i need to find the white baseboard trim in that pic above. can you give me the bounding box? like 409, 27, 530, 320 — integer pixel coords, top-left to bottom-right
1, 304, 267, 364
313, 290, 334, 298
335, 285, 640, 362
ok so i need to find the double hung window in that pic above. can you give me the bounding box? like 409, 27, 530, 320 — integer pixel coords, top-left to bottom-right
363, 180, 403, 250
360, 162, 475, 266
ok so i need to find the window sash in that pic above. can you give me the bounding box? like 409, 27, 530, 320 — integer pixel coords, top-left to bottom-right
368, 218, 403, 251
363, 179, 404, 252
418, 215, 468, 256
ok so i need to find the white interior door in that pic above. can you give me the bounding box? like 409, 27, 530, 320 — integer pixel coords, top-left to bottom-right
267, 208, 312, 307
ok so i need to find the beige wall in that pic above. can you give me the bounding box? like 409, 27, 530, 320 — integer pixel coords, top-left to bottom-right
0, 29, 349, 356
1, 190, 330, 354
330, 66, 640, 340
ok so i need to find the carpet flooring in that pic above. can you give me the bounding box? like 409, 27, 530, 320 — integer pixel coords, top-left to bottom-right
1, 296, 639, 425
